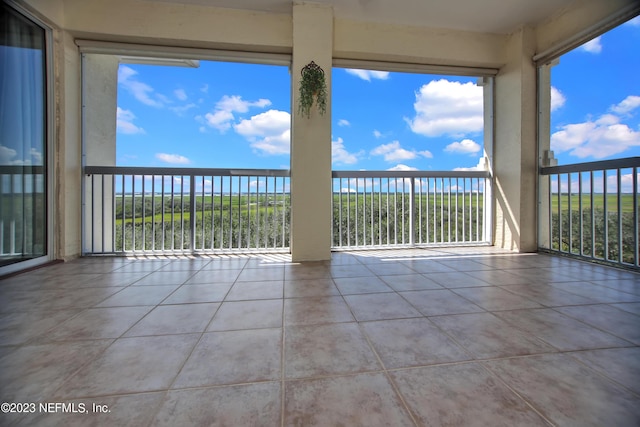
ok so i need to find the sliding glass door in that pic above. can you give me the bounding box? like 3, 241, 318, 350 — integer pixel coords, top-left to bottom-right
0, 4, 48, 268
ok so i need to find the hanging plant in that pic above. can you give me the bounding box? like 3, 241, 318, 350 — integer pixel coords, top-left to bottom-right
298, 61, 327, 118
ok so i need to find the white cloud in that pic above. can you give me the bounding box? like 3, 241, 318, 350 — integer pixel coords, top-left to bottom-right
118, 66, 166, 108
610, 95, 640, 115
550, 86, 566, 112
387, 164, 418, 171
29, 148, 42, 165
338, 119, 350, 127
200, 84, 209, 93
332, 137, 362, 165
170, 103, 197, 116
116, 107, 145, 135
371, 140, 432, 162
156, 153, 191, 164
445, 139, 481, 155
407, 79, 483, 137
345, 69, 390, 82
234, 109, 291, 155
580, 36, 602, 54
551, 113, 640, 159
204, 95, 272, 132
454, 157, 487, 172
216, 95, 271, 113
0, 145, 18, 164
174, 89, 187, 101
373, 130, 383, 139
204, 110, 234, 132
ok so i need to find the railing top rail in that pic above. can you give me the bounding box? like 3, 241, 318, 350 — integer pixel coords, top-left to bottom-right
0, 165, 45, 174
540, 157, 640, 175
332, 170, 490, 179
84, 166, 291, 177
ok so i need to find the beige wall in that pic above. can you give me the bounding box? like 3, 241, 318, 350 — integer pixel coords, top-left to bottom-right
17, 0, 635, 260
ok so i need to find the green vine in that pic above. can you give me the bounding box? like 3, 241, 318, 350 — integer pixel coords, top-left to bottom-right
298, 61, 327, 118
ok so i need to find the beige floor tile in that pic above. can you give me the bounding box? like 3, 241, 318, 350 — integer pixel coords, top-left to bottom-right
400, 289, 484, 316
590, 279, 640, 296
361, 318, 471, 368
284, 278, 341, 298
56, 334, 199, 398
0, 309, 81, 345
379, 274, 442, 291
484, 353, 640, 427
130, 270, 195, 286
208, 299, 282, 331
550, 280, 640, 303
329, 264, 375, 278
494, 308, 633, 350
284, 296, 354, 325
125, 303, 219, 336
186, 269, 241, 284
173, 329, 281, 388
0, 340, 113, 401
284, 264, 331, 280
451, 287, 543, 311
343, 293, 422, 321
46, 306, 152, 341
610, 302, 640, 315
569, 347, 640, 395
236, 267, 284, 282
427, 271, 490, 288
285, 323, 380, 378
284, 373, 414, 426
96, 285, 179, 307
162, 283, 232, 304
364, 263, 417, 276
333, 276, 394, 294
15, 392, 165, 427
391, 362, 549, 426
499, 283, 599, 306
225, 280, 283, 301
557, 304, 640, 344
430, 312, 555, 358
154, 383, 281, 427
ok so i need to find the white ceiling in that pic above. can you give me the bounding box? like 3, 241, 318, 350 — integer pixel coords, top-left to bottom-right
148, 0, 579, 34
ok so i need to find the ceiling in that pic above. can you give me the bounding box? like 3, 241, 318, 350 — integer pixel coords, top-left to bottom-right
148, 0, 579, 34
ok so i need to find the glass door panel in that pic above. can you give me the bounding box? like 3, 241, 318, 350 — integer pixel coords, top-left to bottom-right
0, 4, 47, 267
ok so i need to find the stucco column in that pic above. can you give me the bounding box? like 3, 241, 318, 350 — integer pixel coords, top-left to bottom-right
493, 27, 537, 252
537, 61, 553, 249
82, 54, 118, 253
290, 2, 333, 261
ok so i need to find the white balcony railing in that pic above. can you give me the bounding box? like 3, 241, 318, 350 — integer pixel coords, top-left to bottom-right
83, 166, 290, 255
331, 170, 492, 249
539, 157, 640, 269
0, 165, 46, 263
83, 167, 492, 255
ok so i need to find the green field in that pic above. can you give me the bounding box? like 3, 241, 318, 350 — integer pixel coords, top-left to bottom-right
550, 193, 636, 213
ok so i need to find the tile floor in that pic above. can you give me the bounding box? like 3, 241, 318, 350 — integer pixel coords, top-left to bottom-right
1, 247, 639, 426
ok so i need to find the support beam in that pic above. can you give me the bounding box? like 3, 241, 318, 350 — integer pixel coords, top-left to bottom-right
493, 27, 537, 251
290, 2, 333, 261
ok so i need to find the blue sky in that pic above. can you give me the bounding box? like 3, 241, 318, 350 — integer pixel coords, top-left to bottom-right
116, 16, 639, 172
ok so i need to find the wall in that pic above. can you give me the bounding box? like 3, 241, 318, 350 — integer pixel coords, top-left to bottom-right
18, 0, 635, 260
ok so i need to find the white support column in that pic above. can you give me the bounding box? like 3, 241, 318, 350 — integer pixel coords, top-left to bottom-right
290, 2, 333, 261
494, 26, 538, 252
537, 61, 554, 250
82, 53, 118, 253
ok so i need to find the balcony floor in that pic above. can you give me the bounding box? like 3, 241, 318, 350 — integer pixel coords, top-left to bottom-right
1, 247, 639, 426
